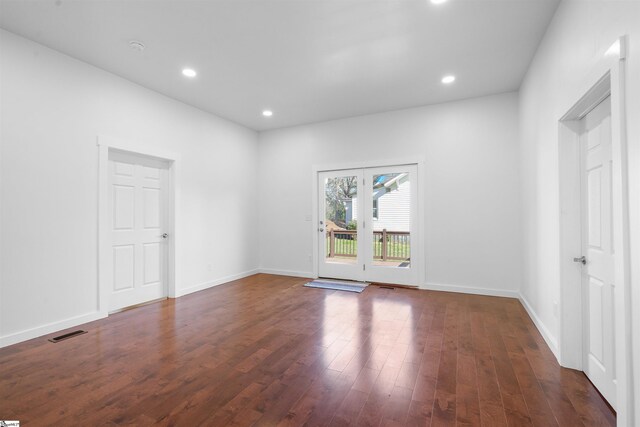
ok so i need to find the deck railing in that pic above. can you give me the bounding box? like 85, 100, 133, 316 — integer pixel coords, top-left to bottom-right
326, 229, 410, 261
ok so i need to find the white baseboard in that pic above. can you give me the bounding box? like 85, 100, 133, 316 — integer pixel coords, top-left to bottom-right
419, 282, 560, 362
0, 272, 559, 366
258, 268, 315, 279
0, 311, 106, 349
421, 281, 519, 299
175, 269, 260, 297
0, 269, 261, 349
518, 293, 560, 360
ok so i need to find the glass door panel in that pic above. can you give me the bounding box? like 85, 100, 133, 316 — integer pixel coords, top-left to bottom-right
318, 169, 364, 281
371, 172, 411, 268
324, 175, 358, 264
363, 165, 418, 285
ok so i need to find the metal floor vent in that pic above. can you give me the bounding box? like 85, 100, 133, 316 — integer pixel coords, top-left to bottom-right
379, 286, 395, 290
48, 330, 87, 343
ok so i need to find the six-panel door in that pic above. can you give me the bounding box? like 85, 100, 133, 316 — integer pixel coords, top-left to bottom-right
108, 151, 169, 312
581, 97, 617, 408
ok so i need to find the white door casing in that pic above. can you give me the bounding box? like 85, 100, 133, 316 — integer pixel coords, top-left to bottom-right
557, 37, 632, 426
108, 150, 169, 312
580, 97, 617, 408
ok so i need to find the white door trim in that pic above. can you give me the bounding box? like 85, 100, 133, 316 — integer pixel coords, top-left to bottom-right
97, 135, 181, 316
311, 157, 426, 287
557, 36, 633, 426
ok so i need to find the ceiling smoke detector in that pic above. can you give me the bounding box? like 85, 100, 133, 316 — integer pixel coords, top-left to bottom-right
128, 40, 145, 52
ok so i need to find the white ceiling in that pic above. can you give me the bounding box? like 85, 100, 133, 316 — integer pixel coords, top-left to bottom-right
0, 0, 559, 131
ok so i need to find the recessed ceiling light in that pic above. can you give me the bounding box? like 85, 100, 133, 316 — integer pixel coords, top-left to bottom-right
431, 0, 449, 4
182, 68, 197, 78
262, 110, 273, 117
441, 75, 456, 84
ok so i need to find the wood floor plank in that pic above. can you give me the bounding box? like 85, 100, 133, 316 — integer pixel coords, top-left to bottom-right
456, 354, 481, 426
455, 299, 481, 426
406, 399, 434, 426
469, 308, 508, 427
485, 310, 535, 426
379, 386, 413, 425
0, 274, 615, 426
329, 388, 370, 426
431, 298, 458, 426
355, 388, 391, 426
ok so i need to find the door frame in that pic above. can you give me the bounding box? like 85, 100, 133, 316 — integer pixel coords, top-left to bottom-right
97, 135, 180, 316
558, 36, 633, 425
311, 157, 425, 286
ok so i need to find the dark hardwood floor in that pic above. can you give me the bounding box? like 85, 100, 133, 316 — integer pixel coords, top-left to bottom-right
0, 274, 615, 426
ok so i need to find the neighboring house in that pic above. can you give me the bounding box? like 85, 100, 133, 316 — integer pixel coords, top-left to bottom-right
345, 173, 410, 232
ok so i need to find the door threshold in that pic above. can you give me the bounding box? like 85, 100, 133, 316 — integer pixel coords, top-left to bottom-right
109, 297, 168, 315
369, 282, 419, 290
316, 277, 369, 286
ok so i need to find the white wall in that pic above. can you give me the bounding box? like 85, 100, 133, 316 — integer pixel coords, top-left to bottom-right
0, 30, 260, 346
258, 92, 522, 296
519, 0, 640, 417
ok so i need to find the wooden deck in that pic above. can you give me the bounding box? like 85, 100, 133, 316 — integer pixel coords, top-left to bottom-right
0, 274, 615, 426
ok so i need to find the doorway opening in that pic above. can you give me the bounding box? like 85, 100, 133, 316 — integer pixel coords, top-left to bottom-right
317, 164, 419, 286
558, 47, 632, 419
98, 137, 178, 315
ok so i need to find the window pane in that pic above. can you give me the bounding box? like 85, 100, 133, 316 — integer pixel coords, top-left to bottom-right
325, 176, 358, 264
371, 172, 410, 268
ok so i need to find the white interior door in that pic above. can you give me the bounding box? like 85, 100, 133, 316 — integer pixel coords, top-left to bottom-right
318, 164, 419, 286
580, 96, 617, 408
108, 150, 169, 312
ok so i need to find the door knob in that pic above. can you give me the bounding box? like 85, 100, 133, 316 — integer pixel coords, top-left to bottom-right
161, 233, 169, 239
573, 256, 586, 265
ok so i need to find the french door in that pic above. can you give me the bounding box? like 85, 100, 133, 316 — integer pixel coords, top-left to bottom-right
317, 164, 419, 285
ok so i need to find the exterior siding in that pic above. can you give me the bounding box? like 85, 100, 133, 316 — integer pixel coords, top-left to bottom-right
347, 180, 410, 231
373, 180, 410, 231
